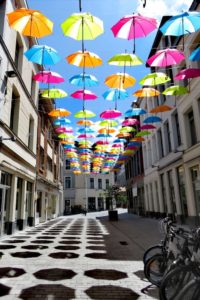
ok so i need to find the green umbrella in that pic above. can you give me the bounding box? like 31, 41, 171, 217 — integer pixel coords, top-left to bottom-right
120, 126, 136, 133
74, 109, 96, 118
135, 130, 151, 137
139, 72, 171, 86
162, 85, 188, 96
41, 88, 67, 98
58, 133, 74, 139
108, 52, 143, 67
99, 120, 118, 127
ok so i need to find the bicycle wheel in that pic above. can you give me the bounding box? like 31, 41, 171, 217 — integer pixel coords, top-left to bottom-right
144, 253, 168, 286
159, 264, 195, 300
176, 278, 200, 300
143, 245, 163, 264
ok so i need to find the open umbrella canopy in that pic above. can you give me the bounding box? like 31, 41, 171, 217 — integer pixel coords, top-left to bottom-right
24, 45, 60, 65
98, 128, 116, 134
67, 50, 102, 67
61, 12, 104, 40
105, 72, 136, 89
150, 104, 173, 113
130, 137, 146, 142
125, 108, 146, 117
99, 120, 118, 127
162, 85, 188, 96
53, 117, 71, 126
102, 88, 128, 101
96, 133, 112, 138
100, 109, 122, 119
78, 134, 95, 138
69, 73, 99, 87
33, 71, 64, 84
139, 72, 171, 86
122, 118, 140, 126
71, 89, 97, 100
78, 127, 95, 133
41, 89, 67, 99
135, 130, 151, 137
108, 53, 143, 66
140, 124, 156, 130
174, 68, 200, 80
120, 126, 136, 132
76, 119, 94, 126
143, 116, 162, 123
189, 46, 200, 61
116, 132, 130, 138
146, 48, 185, 67
7, 8, 53, 38
133, 87, 160, 97
49, 108, 71, 117
74, 109, 96, 118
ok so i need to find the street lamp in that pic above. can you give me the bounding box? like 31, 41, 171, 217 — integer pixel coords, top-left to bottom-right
0, 136, 16, 142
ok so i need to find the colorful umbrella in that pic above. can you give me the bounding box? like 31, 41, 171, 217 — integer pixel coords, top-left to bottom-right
139, 72, 171, 86
71, 89, 97, 100
116, 132, 130, 138
53, 117, 71, 126
98, 128, 116, 134
140, 124, 156, 130
189, 46, 200, 61
125, 108, 146, 117
76, 120, 94, 126
7, 8, 53, 38
67, 50, 102, 67
105, 72, 136, 89
108, 53, 143, 67
111, 14, 157, 53
55, 127, 73, 134
96, 133, 112, 138
41, 89, 67, 99
78, 134, 95, 139
162, 85, 188, 96
130, 137, 145, 142
24, 45, 60, 65
150, 105, 173, 113
147, 48, 185, 67
174, 68, 200, 80
143, 116, 162, 123
103, 88, 128, 101
49, 108, 71, 117
69, 73, 98, 87
58, 133, 74, 139
78, 127, 95, 133
99, 120, 118, 127
133, 87, 160, 97
122, 118, 140, 126
120, 126, 136, 133
100, 109, 122, 119
113, 138, 127, 143
33, 71, 64, 84
74, 110, 96, 118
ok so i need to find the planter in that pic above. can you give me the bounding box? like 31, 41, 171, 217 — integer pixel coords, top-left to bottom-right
108, 210, 118, 221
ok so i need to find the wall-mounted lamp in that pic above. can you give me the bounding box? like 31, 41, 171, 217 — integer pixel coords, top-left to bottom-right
5, 70, 17, 78
0, 136, 17, 142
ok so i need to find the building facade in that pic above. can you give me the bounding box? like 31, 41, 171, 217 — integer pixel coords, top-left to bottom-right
0, 0, 39, 235
141, 0, 200, 226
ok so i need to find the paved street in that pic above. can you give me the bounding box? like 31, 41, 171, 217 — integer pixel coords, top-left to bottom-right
0, 210, 162, 299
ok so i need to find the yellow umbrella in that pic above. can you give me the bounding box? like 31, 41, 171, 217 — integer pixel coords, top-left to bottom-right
7, 8, 53, 38
66, 50, 102, 67
133, 87, 160, 97
76, 120, 94, 126
60, 140, 74, 145
105, 72, 136, 89
49, 108, 71, 117
73, 170, 81, 174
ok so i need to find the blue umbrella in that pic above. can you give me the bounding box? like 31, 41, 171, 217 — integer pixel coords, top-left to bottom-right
79, 149, 92, 153
63, 144, 75, 149
128, 142, 141, 147
96, 133, 112, 138
113, 138, 126, 143
24, 45, 61, 65
143, 116, 162, 123
189, 46, 200, 61
102, 88, 128, 101
78, 128, 95, 133
125, 108, 146, 117
53, 118, 71, 126
69, 73, 99, 87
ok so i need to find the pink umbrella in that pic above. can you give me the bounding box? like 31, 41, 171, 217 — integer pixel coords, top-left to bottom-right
140, 124, 156, 130
111, 14, 157, 53
122, 118, 140, 126
96, 140, 109, 145
33, 71, 64, 83
100, 109, 122, 119
175, 68, 200, 80
64, 148, 76, 152
147, 48, 185, 67
71, 89, 97, 100
55, 127, 73, 133
125, 146, 137, 150
112, 144, 122, 147
78, 134, 95, 138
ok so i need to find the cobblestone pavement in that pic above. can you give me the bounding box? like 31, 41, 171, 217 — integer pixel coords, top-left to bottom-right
0, 209, 162, 299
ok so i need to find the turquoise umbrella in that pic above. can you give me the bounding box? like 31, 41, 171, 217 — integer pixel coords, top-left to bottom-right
69, 73, 99, 87
24, 45, 60, 65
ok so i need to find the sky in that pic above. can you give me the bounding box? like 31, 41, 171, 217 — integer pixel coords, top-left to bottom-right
27, 0, 191, 136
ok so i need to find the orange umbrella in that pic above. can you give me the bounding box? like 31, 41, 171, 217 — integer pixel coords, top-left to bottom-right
48, 108, 71, 117
7, 8, 53, 38
116, 132, 130, 138
130, 137, 145, 142
66, 50, 102, 67
133, 87, 160, 97
150, 105, 173, 113
60, 140, 74, 145
76, 120, 94, 126
105, 72, 136, 89
98, 128, 116, 134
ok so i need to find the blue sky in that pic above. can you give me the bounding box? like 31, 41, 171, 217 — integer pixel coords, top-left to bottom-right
27, 0, 191, 132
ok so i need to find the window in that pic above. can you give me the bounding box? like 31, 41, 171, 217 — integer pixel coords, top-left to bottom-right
187, 110, 197, 146
90, 178, 94, 189
66, 160, 70, 170
174, 113, 181, 147
65, 177, 71, 189
39, 147, 44, 170
28, 116, 34, 150
157, 129, 164, 158
167, 170, 176, 215
15, 34, 23, 74
106, 179, 109, 189
158, 85, 166, 104
160, 174, 168, 213
31, 72, 37, 104
177, 166, 188, 218
164, 121, 172, 154
98, 179, 102, 189
10, 87, 20, 134
47, 157, 52, 172
190, 165, 200, 220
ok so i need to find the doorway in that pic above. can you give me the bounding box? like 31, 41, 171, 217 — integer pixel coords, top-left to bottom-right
64, 199, 71, 215
0, 185, 10, 237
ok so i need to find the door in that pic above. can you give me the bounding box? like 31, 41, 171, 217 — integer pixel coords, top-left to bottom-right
0, 189, 5, 236
64, 199, 71, 215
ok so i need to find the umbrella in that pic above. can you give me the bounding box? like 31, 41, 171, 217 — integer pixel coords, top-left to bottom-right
96, 141, 109, 145
133, 87, 160, 97
140, 124, 156, 130
78, 134, 95, 139
98, 128, 116, 134
67, 50, 102, 67
74, 110, 96, 118
58, 133, 74, 139
55, 127, 73, 133
69, 73, 98, 87
116, 132, 130, 138
96, 133, 112, 138
111, 13, 157, 53
105, 72, 136, 89
120, 126, 136, 132
113, 138, 127, 143
130, 137, 145, 142
143, 116, 162, 123
160, 12, 200, 50
61, 12, 104, 51
41, 89, 67, 99
71, 89, 97, 100
24, 45, 60, 65
108, 52, 143, 67
174, 68, 200, 80
150, 105, 173, 113
189, 46, 200, 61
76, 120, 94, 126
53, 117, 71, 126
7, 8, 53, 38
122, 118, 140, 126
147, 48, 185, 67
33, 71, 64, 84
139, 72, 171, 86
49, 108, 71, 117
103, 88, 128, 101
125, 108, 146, 117
99, 120, 118, 127
100, 109, 122, 119
162, 85, 188, 96
78, 128, 95, 133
